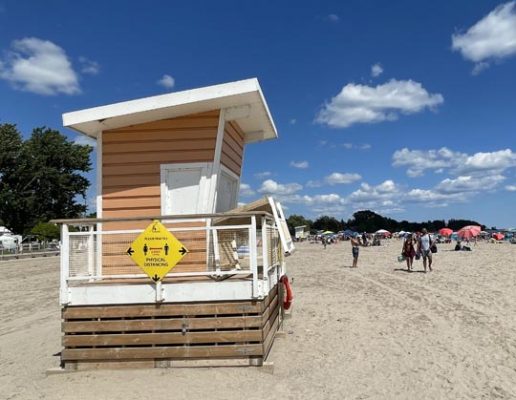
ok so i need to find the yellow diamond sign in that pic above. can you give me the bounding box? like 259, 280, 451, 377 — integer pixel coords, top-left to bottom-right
126, 220, 188, 282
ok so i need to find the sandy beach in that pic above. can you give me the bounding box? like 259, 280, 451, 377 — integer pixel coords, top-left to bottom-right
1, 239, 516, 400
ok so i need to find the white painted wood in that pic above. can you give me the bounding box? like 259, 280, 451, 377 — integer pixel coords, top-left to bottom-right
60, 224, 70, 305
268, 197, 295, 255
67, 270, 251, 281
96, 130, 103, 278
66, 280, 254, 305
223, 104, 251, 121
216, 165, 239, 212
249, 216, 259, 298
160, 162, 211, 215
62, 78, 277, 144
87, 225, 94, 280
208, 110, 225, 213
261, 216, 269, 276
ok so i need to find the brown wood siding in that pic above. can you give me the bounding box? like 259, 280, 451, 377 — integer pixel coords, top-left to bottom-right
101, 111, 219, 276
221, 121, 244, 175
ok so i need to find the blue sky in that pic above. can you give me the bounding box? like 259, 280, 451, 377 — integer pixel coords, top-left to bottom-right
0, 0, 515, 227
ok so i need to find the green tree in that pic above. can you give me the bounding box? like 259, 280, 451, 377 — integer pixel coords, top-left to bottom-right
0, 124, 92, 234
312, 215, 341, 232
31, 222, 60, 241
286, 214, 312, 234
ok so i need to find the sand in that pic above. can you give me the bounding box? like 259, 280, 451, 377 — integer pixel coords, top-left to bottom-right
1, 240, 516, 400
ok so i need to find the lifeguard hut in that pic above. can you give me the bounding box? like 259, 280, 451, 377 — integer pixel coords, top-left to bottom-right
53, 78, 294, 370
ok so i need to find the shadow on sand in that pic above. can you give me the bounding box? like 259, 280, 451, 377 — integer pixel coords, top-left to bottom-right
393, 268, 427, 273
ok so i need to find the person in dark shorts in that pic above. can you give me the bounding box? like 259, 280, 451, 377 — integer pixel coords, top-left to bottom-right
351, 235, 361, 268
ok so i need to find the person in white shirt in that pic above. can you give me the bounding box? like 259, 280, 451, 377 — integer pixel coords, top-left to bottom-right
418, 228, 433, 273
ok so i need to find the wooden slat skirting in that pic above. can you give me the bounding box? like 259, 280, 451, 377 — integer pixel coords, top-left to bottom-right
61, 285, 281, 369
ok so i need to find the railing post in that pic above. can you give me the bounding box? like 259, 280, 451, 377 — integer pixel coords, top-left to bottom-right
249, 216, 259, 298
87, 224, 94, 280
261, 216, 269, 281
60, 223, 70, 305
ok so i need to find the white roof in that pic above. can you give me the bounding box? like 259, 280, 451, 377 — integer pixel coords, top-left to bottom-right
62, 78, 278, 144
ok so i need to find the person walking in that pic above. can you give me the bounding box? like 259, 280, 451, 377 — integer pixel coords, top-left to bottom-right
418, 228, 433, 273
351, 234, 361, 268
402, 234, 416, 272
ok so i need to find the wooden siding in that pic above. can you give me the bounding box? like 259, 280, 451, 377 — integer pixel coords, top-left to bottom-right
101, 111, 219, 275
61, 286, 280, 368
221, 121, 244, 175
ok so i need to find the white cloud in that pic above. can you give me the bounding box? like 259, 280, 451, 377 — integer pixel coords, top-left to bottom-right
460, 149, 516, 173
308, 172, 362, 187
0, 37, 80, 95
289, 118, 297, 125
452, 1, 516, 73
392, 147, 465, 177
327, 14, 340, 22
258, 179, 302, 196
239, 183, 255, 197
74, 135, 97, 147
340, 142, 371, 150
79, 56, 100, 75
290, 160, 309, 169
316, 79, 443, 128
393, 147, 516, 177
435, 174, 505, 194
506, 184, 516, 191
371, 63, 383, 77
254, 171, 271, 179
157, 74, 175, 89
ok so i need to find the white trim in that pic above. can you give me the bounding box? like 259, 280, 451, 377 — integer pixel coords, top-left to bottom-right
160, 162, 211, 215
62, 78, 277, 144
60, 224, 70, 305
208, 110, 225, 213
216, 164, 240, 212
66, 280, 254, 305
96, 131, 103, 279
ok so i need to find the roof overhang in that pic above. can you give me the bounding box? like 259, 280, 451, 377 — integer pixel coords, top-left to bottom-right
62, 78, 278, 144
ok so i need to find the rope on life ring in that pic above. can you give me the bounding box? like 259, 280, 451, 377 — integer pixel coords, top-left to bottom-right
280, 275, 293, 310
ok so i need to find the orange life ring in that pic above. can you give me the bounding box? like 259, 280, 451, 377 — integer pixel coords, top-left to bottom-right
280, 275, 293, 310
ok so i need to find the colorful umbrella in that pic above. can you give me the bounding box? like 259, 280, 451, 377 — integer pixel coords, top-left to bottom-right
439, 228, 453, 236
458, 226, 481, 239
492, 233, 504, 240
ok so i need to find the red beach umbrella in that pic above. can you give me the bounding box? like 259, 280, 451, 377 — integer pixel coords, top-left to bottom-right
458, 226, 481, 239
439, 228, 453, 236
492, 233, 504, 240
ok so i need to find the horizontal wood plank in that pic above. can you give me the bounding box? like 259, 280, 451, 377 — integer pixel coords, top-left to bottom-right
63, 330, 262, 347
63, 315, 263, 333
62, 343, 262, 360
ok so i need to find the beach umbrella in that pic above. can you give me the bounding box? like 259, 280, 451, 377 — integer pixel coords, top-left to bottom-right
439, 228, 453, 236
322, 230, 334, 235
493, 233, 504, 240
375, 229, 390, 234
458, 226, 481, 239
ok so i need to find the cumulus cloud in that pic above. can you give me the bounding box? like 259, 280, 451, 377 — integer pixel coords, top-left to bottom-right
452, 1, 516, 73
435, 174, 506, 194
290, 160, 309, 169
327, 14, 340, 22
258, 179, 302, 196
371, 63, 383, 77
393, 147, 516, 177
74, 135, 97, 147
506, 184, 516, 191
316, 79, 443, 128
79, 56, 100, 75
239, 183, 255, 197
157, 74, 175, 89
307, 172, 361, 187
0, 37, 80, 95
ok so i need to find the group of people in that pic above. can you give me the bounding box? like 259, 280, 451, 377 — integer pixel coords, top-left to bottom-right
401, 228, 435, 273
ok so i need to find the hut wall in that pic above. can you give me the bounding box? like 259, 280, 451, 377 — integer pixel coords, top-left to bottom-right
221, 121, 244, 176
100, 110, 220, 276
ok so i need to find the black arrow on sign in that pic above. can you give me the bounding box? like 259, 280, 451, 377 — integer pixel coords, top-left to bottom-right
152, 274, 160, 282
179, 246, 187, 255
126, 247, 135, 256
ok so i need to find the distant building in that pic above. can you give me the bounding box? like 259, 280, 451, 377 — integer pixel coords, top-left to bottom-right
294, 225, 308, 240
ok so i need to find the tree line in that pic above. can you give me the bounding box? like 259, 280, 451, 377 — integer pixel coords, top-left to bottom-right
287, 210, 485, 234
0, 123, 92, 236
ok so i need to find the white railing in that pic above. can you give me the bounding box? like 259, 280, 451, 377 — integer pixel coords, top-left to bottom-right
53, 212, 284, 304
